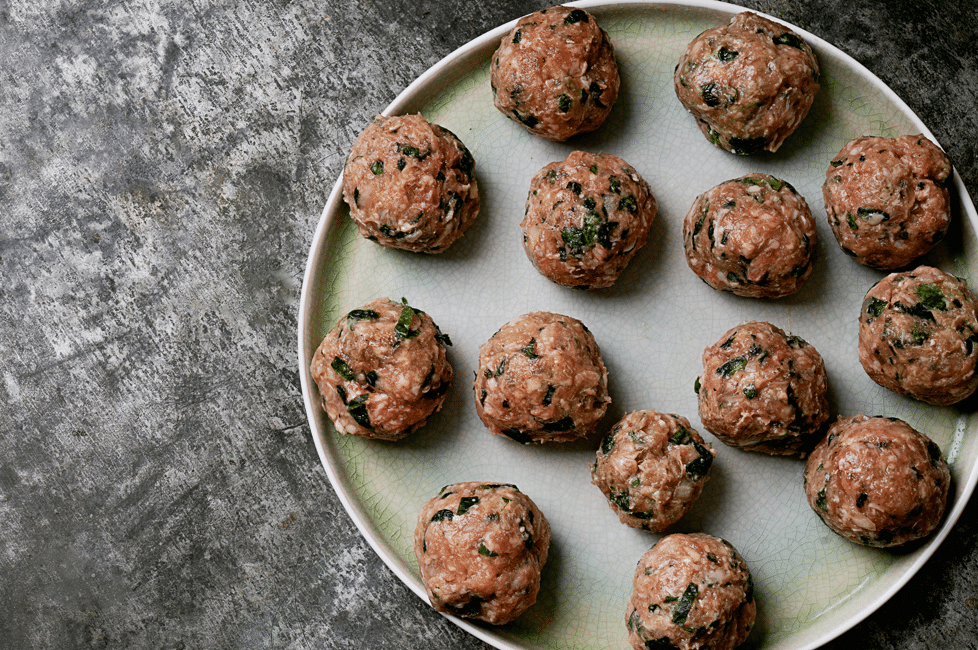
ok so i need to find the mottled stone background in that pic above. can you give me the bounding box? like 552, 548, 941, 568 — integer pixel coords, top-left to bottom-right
0, 0, 975, 648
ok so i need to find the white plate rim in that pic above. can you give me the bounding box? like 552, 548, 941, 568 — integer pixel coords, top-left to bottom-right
296, 2, 978, 648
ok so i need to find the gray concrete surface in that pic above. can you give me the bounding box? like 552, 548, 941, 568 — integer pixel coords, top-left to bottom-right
0, 0, 975, 648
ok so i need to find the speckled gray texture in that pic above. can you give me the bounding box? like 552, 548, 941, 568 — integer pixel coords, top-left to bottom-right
0, 1, 975, 648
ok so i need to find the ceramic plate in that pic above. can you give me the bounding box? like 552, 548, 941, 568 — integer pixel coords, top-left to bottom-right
297, 2, 978, 648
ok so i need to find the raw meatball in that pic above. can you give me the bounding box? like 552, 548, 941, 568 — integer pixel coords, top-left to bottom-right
683, 173, 816, 298
804, 415, 950, 547
823, 134, 952, 269
490, 5, 619, 141
626, 533, 756, 650
590, 411, 715, 532
858, 265, 978, 405
697, 320, 829, 456
414, 482, 551, 625
342, 113, 479, 253
474, 311, 610, 443
521, 151, 657, 289
309, 297, 453, 440
674, 11, 820, 155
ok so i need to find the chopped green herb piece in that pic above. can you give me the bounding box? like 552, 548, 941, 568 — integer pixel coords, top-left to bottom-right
671, 582, 699, 625
729, 136, 766, 155
693, 376, 701, 394
430, 509, 454, 523
609, 175, 621, 194
347, 309, 379, 322
669, 427, 693, 446
773, 32, 803, 49
856, 493, 868, 508
564, 8, 589, 24
618, 195, 638, 213
701, 81, 722, 107
331, 356, 355, 381
478, 543, 498, 557
558, 93, 572, 112
370, 160, 384, 175
867, 297, 887, 318
522, 338, 538, 358
561, 212, 603, 253
743, 384, 758, 399
542, 384, 555, 406
815, 487, 828, 511
501, 428, 533, 444
566, 181, 582, 195
915, 284, 947, 311
717, 46, 738, 62
600, 430, 616, 455
590, 164, 598, 174
364, 370, 379, 387
347, 394, 371, 428
512, 29, 521, 43
716, 356, 747, 377
494, 358, 507, 377
543, 416, 575, 432
394, 299, 421, 340
457, 496, 479, 516
685, 440, 713, 478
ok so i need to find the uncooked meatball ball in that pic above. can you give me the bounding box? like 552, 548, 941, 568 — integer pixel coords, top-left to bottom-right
309, 297, 453, 440
804, 415, 950, 547
590, 410, 715, 531
674, 11, 820, 155
414, 482, 551, 625
490, 5, 619, 141
342, 113, 479, 253
858, 265, 978, 405
474, 311, 610, 443
823, 134, 952, 269
697, 320, 829, 456
522, 151, 657, 289
683, 173, 816, 298
626, 533, 756, 650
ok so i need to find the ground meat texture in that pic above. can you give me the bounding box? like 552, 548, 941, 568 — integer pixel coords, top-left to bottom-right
342, 113, 479, 253
858, 265, 978, 405
521, 151, 657, 289
674, 11, 820, 155
626, 533, 755, 650
474, 311, 610, 443
698, 320, 829, 456
309, 297, 453, 441
804, 415, 950, 548
414, 482, 551, 625
590, 411, 715, 532
683, 174, 816, 298
490, 6, 619, 141
823, 134, 952, 269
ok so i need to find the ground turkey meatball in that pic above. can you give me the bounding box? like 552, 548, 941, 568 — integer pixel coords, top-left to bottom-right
522, 151, 657, 289
858, 265, 978, 405
698, 321, 829, 456
474, 311, 610, 443
309, 297, 453, 440
414, 482, 551, 625
590, 411, 715, 532
490, 6, 619, 141
823, 134, 952, 269
683, 174, 816, 298
342, 113, 479, 253
674, 11, 820, 155
804, 415, 950, 547
626, 533, 755, 650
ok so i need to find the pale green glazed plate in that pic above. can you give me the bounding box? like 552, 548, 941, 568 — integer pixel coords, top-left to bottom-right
297, 2, 978, 648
